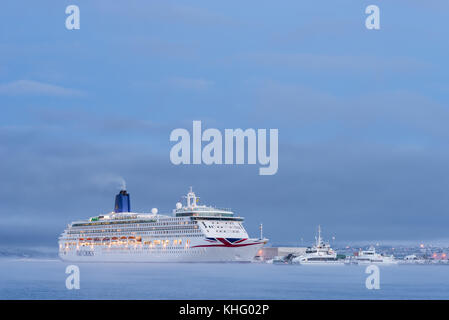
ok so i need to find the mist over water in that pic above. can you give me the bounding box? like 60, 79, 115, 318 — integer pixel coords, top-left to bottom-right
1, 259, 449, 299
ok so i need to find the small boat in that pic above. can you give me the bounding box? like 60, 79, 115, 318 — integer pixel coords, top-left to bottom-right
354, 246, 398, 265
398, 254, 426, 264
268, 254, 297, 264
291, 226, 344, 265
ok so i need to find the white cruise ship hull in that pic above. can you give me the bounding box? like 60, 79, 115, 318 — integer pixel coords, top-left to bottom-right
59, 239, 265, 263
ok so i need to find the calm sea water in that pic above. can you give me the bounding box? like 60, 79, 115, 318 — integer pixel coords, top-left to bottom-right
1, 258, 448, 299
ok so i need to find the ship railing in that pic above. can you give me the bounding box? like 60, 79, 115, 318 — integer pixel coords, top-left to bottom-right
175, 207, 233, 212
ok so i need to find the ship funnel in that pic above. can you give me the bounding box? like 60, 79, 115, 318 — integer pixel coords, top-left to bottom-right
114, 190, 131, 213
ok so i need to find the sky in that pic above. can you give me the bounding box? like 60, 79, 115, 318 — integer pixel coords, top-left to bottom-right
1, 1, 449, 248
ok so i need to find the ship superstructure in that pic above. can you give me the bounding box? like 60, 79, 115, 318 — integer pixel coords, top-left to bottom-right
58, 188, 267, 262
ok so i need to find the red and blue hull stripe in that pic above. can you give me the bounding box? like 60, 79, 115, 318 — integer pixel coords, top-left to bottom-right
192, 238, 264, 248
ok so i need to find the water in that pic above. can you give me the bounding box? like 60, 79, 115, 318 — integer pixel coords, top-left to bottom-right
1, 258, 449, 299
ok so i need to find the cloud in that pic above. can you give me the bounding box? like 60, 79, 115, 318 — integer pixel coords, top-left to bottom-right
1, 112, 449, 248
94, 1, 236, 27
1, 134, 449, 246
237, 53, 432, 74
30, 106, 173, 137
243, 79, 449, 143
166, 77, 214, 91
0, 80, 84, 97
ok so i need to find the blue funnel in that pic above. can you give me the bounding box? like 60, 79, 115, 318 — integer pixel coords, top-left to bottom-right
114, 190, 131, 213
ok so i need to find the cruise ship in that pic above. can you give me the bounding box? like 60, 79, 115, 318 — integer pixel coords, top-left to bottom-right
58, 188, 267, 262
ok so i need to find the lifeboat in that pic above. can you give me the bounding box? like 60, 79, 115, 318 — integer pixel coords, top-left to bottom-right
120, 236, 127, 240
86, 238, 93, 241
103, 237, 110, 242
128, 236, 135, 239
94, 238, 101, 242
79, 238, 84, 241
112, 237, 118, 240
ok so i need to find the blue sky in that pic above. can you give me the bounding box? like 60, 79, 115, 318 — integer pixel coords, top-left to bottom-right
1, 1, 449, 247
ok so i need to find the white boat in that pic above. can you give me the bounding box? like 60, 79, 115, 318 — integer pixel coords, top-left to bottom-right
399, 254, 426, 265
354, 246, 398, 265
59, 188, 267, 262
292, 226, 344, 265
